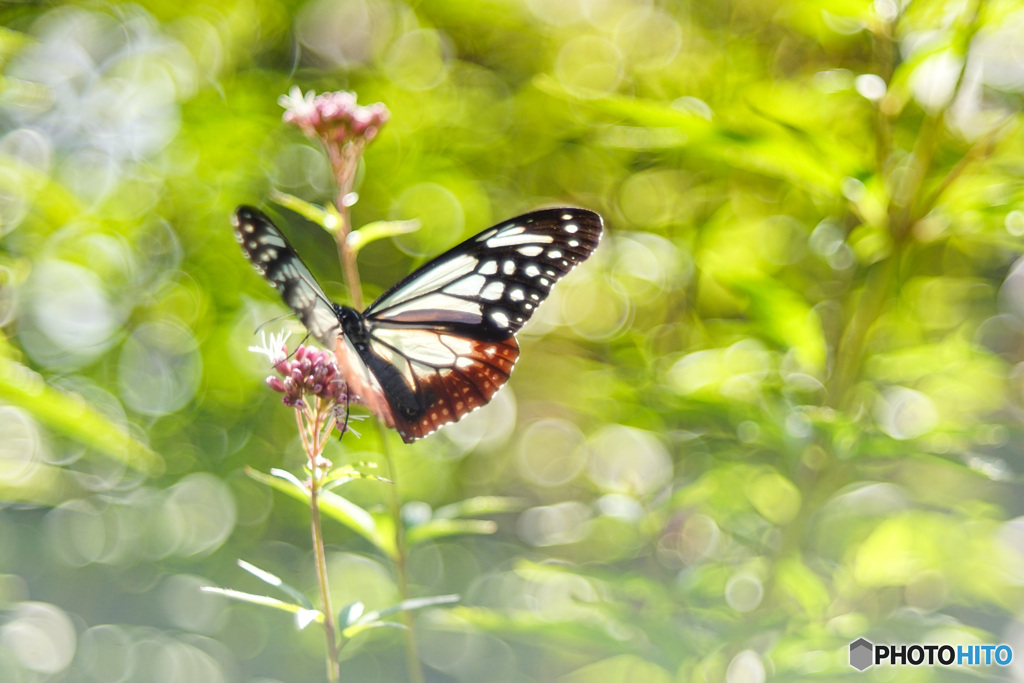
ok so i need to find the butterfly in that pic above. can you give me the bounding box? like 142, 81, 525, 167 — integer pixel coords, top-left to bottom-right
233, 205, 603, 443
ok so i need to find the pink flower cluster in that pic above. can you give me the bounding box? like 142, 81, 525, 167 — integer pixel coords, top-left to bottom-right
279, 87, 390, 147
266, 344, 347, 408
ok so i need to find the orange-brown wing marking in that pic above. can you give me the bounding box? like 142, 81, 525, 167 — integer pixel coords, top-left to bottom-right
379, 335, 520, 443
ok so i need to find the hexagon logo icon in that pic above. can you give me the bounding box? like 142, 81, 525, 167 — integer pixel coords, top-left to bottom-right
849, 638, 874, 671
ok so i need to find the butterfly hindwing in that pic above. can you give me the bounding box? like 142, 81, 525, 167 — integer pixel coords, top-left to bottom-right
362, 328, 520, 442
233, 206, 342, 346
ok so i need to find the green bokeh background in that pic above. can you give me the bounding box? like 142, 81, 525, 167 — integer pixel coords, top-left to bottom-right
3, 0, 1024, 681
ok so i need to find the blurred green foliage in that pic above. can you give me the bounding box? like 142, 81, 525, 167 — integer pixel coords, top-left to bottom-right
3, 0, 1024, 681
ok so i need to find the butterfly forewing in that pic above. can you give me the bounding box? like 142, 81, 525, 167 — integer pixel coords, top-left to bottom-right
365, 208, 603, 339
233, 206, 342, 346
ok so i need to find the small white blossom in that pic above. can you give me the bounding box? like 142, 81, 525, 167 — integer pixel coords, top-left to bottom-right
248, 329, 292, 364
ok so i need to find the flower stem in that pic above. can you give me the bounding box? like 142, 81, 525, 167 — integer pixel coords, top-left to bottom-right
310, 475, 340, 683
300, 401, 340, 683
327, 142, 365, 311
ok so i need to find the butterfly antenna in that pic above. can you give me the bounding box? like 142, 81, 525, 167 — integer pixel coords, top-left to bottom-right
277, 332, 313, 365
254, 313, 296, 335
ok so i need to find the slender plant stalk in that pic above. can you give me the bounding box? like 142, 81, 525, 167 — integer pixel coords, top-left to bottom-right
327, 147, 426, 683
311, 477, 340, 683
302, 401, 340, 683
377, 425, 425, 683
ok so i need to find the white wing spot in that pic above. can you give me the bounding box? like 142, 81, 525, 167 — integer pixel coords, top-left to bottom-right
548, 249, 562, 259
519, 246, 543, 257
248, 241, 257, 249
266, 248, 278, 259
258, 233, 287, 247
540, 277, 551, 286
510, 288, 524, 301
487, 233, 554, 248
565, 224, 578, 234
503, 260, 516, 275
243, 224, 254, 233
562, 213, 573, 220
530, 293, 540, 301
481, 281, 504, 300
490, 311, 510, 328
545, 269, 556, 276
480, 260, 498, 275
525, 303, 533, 310
525, 265, 540, 277
569, 239, 579, 247
443, 274, 487, 297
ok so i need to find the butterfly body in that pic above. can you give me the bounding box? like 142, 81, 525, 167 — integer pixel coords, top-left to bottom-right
234, 205, 603, 443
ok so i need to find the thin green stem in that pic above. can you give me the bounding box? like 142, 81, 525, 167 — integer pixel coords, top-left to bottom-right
377, 421, 424, 683
299, 400, 340, 683
310, 475, 340, 683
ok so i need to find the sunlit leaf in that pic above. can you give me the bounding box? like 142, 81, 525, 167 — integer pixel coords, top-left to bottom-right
338, 601, 365, 628
0, 461, 83, 504
433, 496, 527, 519
0, 358, 162, 475
347, 219, 421, 255
268, 190, 341, 232
237, 559, 313, 610
406, 519, 497, 545
341, 594, 459, 638
201, 586, 318, 620
246, 466, 393, 556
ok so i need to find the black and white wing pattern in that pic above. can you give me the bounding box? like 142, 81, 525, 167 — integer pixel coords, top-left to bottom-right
356, 208, 603, 441
234, 205, 603, 443
233, 206, 342, 346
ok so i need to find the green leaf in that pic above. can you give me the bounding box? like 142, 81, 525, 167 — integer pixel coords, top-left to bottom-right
268, 468, 306, 493
338, 601, 365, 628
0, 461, 83, 505
406, 519, 498, 546
0, 358, 163, 475
536, 77, 844, 194
340, 620, 407, 639
268, 190, 341, 232
201, 586, 321, 625
433, 496, 527, 519
323, 464, 390, 491
341, 594, 460, 638
246, 466, 394, 557
237, 559, 313, 610
732, 279, 827, 373
346, 219, 421, 255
